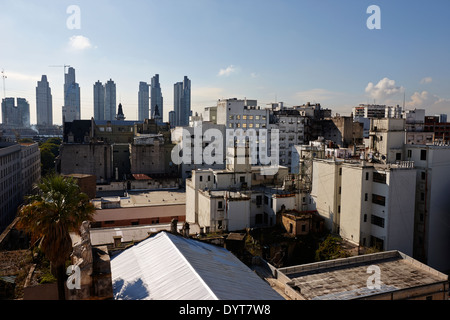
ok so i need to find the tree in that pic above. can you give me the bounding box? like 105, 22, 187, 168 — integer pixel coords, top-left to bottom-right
17, 174, 96, 300
39, 138, 62, 176
315, 234, 350, 262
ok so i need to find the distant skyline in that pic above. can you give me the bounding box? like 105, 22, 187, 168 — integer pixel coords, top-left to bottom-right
1, 0, 449, 125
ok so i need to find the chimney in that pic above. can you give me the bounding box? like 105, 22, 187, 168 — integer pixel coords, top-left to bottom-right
113, 235, 122, 248
171, 218, 178, 234
182, 222, 190, 238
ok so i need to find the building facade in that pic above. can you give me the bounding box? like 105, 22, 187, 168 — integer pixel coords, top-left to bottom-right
173, 76, 191, 127
311, 159, 416, 256
138, 81, 149, 122
405, 144, 450, 273
150, 74, 163, 122
104, 79, 116, 121
93, 81, 105, 121
1, 98, 30, 128
0, 142, 40, 232
36, 75, 53, 127
64, 67, 81, 121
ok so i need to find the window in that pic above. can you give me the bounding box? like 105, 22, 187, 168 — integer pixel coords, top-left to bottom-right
364, 214, 367, 222
365, 172, 369, 180
218, 201, 223, 209
208, 175, 211, 181
373, 172, 387, 184
365, 193, 368, 201
339, 168, 342, 176
199, 176, 203, 182
407, 150, 412, 158
256, 195, 262, 206
421, 171, 426, 180
371, 215, 385, 228
372, 194, 386, 206
396, 153, 401, 161
301, 224, 306, 232
420, 192, 425, 201
420, 149, 427, 161
240, 176, 246, 183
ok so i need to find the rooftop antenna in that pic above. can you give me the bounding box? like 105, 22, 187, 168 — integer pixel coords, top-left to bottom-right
1, 69, 6, 98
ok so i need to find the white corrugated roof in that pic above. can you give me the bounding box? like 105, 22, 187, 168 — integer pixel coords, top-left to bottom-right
110, 231, 284, 300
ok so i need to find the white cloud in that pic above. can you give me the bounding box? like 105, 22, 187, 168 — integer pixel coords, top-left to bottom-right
250, 72, 258, 78
218, 65, 237, 77
420, 77, 433, 84
406, 90, 450, 114
365, 77, 404, 102
68, 35, 92, 51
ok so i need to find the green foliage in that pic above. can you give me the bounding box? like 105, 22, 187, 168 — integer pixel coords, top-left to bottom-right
39, 272, 57, 284
38, 138, 61, 176
315, 234, 350, 262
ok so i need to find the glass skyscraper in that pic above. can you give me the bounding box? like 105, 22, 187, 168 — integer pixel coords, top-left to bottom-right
151, 74, 163, 122
36, 75, 53, 126
64, 67, 80, 121
173, 76, 191, 127
138, 81, 149, 121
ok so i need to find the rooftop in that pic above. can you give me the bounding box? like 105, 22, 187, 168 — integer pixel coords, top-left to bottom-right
110, 231, 284, 300
278, 250, 448, 300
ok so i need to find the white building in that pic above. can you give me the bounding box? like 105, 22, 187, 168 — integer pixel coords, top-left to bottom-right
369, 118, 406, 163
185, 144, 307, 233
216, 98, 270, 131
310, 159, 416, 256
405, 143, 450, 273
171, 118, 226, 179
270, 110, 307, 167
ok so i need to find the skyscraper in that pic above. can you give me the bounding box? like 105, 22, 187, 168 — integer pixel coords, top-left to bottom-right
151, 74, 163, 122
173, 76, 191, 126
138, 81, 149, 121
104, 79, 116, 121
1, 97, 30, 128
64, 67, 80, 121
36, 75, 53, 127
93, 81, 105, 121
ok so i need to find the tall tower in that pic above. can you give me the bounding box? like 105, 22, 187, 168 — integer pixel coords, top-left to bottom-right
93, 81, 105, 121
150, 74, 163, 122
36, 75, 53, 126
1, 97, 30, 128
116, 103, 125, 121
138, 81, 149, 121
104, 79, 116, 121
64, 67, 80, 121
173, 76, 191, 126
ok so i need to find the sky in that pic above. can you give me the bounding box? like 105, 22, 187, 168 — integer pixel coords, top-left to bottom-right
1, 0, 450, 125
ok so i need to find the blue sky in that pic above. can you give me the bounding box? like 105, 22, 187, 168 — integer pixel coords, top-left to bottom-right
1, 0, 449, 124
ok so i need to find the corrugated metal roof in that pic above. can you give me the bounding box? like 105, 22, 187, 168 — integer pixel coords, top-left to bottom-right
110, 231, 284, 300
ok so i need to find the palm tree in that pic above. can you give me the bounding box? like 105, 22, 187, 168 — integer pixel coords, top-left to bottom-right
17, 174, 96, 300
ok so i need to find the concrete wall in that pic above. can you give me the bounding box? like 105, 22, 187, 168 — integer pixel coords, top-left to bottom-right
385, 168, 416, 256
311, 160, 341, 232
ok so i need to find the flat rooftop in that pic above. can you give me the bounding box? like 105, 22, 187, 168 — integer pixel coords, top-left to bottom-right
278, 251, 448, 300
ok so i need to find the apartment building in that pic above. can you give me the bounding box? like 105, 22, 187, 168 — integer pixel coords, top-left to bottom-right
405, 143, 450, 273
171, 118, 226, 179
185, 144, 310, 233
0, 142, 41, 232
270, 109, 307, 167
369, 118, 406, 163
310, 159, 416, 256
